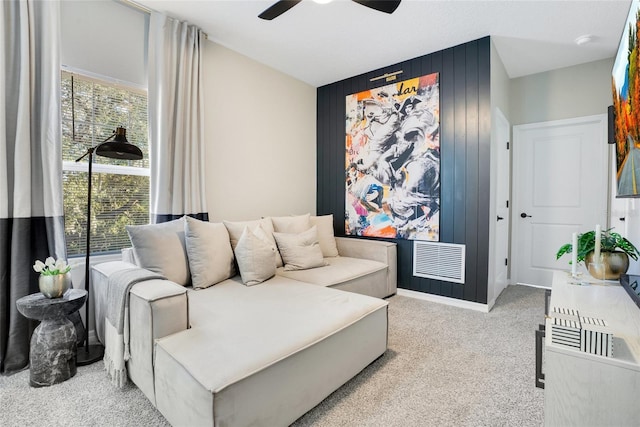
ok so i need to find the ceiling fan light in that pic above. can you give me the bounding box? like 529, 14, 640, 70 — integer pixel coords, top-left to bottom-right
312, 0, 333, 4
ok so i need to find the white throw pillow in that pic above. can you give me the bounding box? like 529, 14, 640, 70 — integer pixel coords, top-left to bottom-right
270, 213, 311, 233
184, 216, 235, 289
234, 227, 276, 286
273, 226, 328, 271
126, 217, 190, 286
223, 218, 283, 267
310, 214, 339, 257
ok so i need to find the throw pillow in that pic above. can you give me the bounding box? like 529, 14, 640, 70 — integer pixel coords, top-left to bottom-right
270, 213, 311, 234
126, 217, 190, 286
184, 216, 235, 290
234, 227, 277, 286
310, 214, 339, 257
223, 218, 283, 267
273, 225, 328, 271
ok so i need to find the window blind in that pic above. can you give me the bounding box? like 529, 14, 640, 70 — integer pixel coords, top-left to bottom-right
61, 70, 150, 256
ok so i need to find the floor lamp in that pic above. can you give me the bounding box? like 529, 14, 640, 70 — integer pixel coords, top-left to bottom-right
75, 127, 143, 365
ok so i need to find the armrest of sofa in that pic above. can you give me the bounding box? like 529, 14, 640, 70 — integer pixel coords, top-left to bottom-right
128, 277, 189, 404
121, 247, 137, 265
335, 237, 397, 296
93, 260, 188, 405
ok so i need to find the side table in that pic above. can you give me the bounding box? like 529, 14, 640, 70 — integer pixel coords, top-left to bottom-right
16, 289, 87, 387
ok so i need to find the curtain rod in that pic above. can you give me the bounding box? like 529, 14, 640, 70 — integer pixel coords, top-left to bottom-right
117, 0, 152, 14
116, 0, 209, 39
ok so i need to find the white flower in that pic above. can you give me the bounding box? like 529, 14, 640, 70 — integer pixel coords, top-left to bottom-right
55, 259, 67, 271
33, 260, 45, 273
33, 257, 72, 275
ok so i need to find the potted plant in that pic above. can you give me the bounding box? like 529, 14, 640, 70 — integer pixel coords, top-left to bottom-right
556, 228, 639, 280
33, 257, 72, 298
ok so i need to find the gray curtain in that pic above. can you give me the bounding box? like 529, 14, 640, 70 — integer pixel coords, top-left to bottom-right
148, 12, 208, 224
0, 0, 66, 374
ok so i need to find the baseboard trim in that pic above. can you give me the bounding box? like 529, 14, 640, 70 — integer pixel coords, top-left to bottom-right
516, 282, 552, 290
397, 288, 490, 313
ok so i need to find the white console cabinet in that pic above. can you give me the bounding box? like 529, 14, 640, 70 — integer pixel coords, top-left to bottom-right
544, 271, 640, 426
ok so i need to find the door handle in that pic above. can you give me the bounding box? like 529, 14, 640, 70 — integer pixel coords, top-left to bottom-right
520, 212, 532, 218
620, 217, 626, 222
497, 216, 504, 221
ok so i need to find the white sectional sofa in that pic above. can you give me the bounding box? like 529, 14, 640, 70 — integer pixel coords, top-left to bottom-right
92, 214, 396, 427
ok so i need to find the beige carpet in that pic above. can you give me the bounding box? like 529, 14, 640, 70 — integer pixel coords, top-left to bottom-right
1, 284, 545, 427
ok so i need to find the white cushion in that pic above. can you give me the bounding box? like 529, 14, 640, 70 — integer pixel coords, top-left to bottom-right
273, 226, 327, 271
270, 213, 311, 234
126, 217, 190, 286
184, 216, 236, 290
310, 214, 339, 257
234, 227, 277, 286
224, 218, 283, 267
276, 256, 387, 286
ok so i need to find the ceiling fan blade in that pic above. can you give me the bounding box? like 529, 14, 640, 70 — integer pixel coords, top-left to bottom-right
258, 0, 302, 20
351, 0, 401, 14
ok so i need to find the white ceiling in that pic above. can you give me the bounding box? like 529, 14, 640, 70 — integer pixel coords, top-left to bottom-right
136, 0, 632, 87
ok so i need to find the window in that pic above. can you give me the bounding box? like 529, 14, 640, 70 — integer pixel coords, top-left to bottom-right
61, 70, 150, 256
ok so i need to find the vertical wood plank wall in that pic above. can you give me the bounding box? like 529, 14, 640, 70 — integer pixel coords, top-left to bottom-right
317, 37, 491, 304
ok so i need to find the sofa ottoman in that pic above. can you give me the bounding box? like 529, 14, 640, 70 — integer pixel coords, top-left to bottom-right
153, 277, 388, 426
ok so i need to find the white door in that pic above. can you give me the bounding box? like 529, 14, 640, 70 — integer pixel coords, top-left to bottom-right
493, 109, 510, 295
512, 115, 609, 287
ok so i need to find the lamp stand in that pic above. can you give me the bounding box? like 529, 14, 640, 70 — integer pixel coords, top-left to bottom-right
76, 147, 104, 366
73, 127, 141, 365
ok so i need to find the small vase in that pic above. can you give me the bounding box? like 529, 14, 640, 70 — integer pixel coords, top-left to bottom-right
39, 272, 72, 298
585, 251, 630, 281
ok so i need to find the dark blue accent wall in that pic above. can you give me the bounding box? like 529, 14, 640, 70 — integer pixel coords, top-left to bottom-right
317, 37, 491, 304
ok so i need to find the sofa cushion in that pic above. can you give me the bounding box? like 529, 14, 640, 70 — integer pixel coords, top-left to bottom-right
276, 256, 387, 287
126, 217, 190, 286
234, 226, 277, 286
223, 218, 283, 267
270, 213, 311, 233
273, 226, 327, 271
184, 217, 236, 290
310, 214, 339, 258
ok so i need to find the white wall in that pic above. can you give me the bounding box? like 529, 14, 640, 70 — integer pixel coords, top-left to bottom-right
510, 57, 639, 275
510, 58, 613, 126
491, 40, 511, 122
202, 42, 317, 221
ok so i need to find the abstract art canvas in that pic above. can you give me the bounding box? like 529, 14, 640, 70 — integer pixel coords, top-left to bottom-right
345, 73, 440, 240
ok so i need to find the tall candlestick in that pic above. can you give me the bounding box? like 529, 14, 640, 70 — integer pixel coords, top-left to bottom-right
594, 224, 601, 262
571, 232, 578, 276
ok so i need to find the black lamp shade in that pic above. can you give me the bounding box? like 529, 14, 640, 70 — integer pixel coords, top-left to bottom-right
95, 127, 143, 160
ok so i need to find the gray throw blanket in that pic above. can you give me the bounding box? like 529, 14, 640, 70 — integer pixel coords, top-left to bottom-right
104, 267, 165, 388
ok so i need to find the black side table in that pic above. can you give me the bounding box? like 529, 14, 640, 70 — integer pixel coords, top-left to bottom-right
16, 289, 87, 387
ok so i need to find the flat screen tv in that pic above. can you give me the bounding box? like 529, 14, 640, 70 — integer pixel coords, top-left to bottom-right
612, 0, 640, 198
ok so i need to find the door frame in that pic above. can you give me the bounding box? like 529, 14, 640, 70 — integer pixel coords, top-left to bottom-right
488, 107, 511, 306
511, 114, 609, 286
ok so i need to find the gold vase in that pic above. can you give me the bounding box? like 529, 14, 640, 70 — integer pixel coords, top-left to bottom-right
584, 251, 630, 280
38, 272, 72, 298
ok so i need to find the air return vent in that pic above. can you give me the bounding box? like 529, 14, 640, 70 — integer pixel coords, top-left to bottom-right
413, 241, 465, 284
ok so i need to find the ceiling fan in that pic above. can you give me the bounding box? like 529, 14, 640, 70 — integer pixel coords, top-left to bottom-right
258, 0, 401, 21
